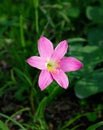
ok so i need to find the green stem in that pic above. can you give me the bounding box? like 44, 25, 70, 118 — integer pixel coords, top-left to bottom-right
30, 72, 39, 114
33, 0, 39, 33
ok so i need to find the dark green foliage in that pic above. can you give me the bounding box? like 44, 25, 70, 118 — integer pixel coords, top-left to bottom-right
0, 0, 103, 129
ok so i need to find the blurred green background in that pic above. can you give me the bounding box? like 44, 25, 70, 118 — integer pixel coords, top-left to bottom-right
0, 0, 103, 129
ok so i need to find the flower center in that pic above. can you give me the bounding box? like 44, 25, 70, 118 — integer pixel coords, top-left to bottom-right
46, 60, 59, 72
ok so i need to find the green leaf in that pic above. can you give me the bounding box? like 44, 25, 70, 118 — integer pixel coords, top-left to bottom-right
0, 113, 26, 130
34, 97, 49, 130
46, 81, 64, 98
69, 45, 103, 69
0, 81, 14, 96
34, 97, 48, 120
67, 7, 80, 18
0, 121, 9, 130
86, 6, 103, 23
86, 112, 97, 122
60, 114, 83, 130
87, 121, 103, 130
87, 27, 103, 45
14, 67, 32, 86
74, 70, 103, 99
67, 37, 86, 43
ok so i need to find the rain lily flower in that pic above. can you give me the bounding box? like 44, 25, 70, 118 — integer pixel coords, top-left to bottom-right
27, 36, 83, 90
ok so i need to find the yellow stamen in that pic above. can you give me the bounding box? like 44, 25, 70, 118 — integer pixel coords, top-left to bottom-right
46, 60, 59, 72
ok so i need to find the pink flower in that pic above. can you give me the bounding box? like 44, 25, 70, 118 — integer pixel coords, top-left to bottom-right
27, 36, 83, 90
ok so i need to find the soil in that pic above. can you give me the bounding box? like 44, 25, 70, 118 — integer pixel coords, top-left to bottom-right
45, 89, 103, 130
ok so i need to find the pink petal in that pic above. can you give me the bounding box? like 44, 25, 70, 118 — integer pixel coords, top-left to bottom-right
26, 56, 46, 70
51, 40, 68, 60
60, 57, 83, 72
51, 69, 69, 89
38, 70, 53, 90
38, 36, 54, 58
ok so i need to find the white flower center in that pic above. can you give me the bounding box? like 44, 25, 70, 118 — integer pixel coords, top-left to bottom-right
46, 59, 60, 72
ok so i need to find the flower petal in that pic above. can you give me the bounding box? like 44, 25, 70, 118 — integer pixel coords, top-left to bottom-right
26, 56, 46, 70
51, 40, 68, 60
51, 69, 69, 89
38, 36, 54, 58
60, 57, 83, 72
38, 70, 53, 90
